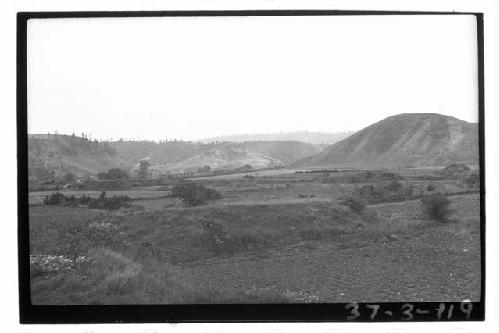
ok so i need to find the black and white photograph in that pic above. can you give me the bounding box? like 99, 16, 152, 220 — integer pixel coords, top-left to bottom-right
16, 10, 489, 324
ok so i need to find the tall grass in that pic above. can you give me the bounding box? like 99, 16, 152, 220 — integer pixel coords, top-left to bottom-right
31, 247, 290, 304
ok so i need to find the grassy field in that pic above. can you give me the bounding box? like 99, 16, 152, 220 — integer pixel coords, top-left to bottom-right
28, 167, 481, 304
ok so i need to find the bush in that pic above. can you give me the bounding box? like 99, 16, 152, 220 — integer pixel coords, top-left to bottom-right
87, 195, 132, 210
43, 192, 131, 210
463, 172, 480, 187
421, 194, 451, 222
427, 184, 435, 191
171, 182, 222, 206
340, 197, 365, 213
106, 168, 129, 180
442, 163, 471, 179
386, 180, 403, 193
43, 192, 66, 205
64, 172, 76, 183
354, 181, 416, 204
97, 168, 129, 180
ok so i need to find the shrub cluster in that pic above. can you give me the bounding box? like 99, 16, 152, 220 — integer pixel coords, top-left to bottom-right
350, 171, 403, 183
198, 220, 275, 255
55, 220, 127, 259
43, 191, 131, 210
462, 172, 480, 188
96, 168, 129, 180
171, 182, 222, 206
340, 197, 366, 213
354, 181, 415, 203
421, 194, 452, 222
295, 169, 339, 174
441, 163, 471, 179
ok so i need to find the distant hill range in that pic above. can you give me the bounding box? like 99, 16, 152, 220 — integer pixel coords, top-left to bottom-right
28, 113, 479, 180
27, 134, 321, 179
201, 130, 353, 145
294, 113, 479, 168
110, 140, 322, 173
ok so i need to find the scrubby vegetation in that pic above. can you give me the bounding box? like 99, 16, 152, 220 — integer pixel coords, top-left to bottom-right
442, 163, 471, 179
354, 180, 415, 204
350, 171, 404, 183
295, 169, 340, 174
171, 182, 223, 206
340, 197, 366, 213
29, 162, 481, 305
97, 168, 129, 180
421, 194, 452, 222
43, 191, 132, 210
462, 172, 480, 188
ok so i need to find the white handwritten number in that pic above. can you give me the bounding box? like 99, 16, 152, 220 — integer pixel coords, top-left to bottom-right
366, 304, 380, 320
437, 303, 445, 319
345, 303, 360, 320
447, 304, 454, 319
401, 303, 414, 320
460, 301, 473, 319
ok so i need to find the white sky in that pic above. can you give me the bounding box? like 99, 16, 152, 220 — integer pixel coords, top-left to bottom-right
27, 15, 478, 141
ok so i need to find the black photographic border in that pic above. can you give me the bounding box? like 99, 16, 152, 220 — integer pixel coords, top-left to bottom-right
17, 9, 486, 324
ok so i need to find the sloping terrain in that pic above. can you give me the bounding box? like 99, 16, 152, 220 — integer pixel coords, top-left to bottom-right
29, 135, 321, 178
165, 143, 282, 171
201, 130, 353, 145
28, 134, 125, 179
295, 113, 479, 168
110, 140, 210, 166
111, 140, 320, 172
241, 141, 322, 165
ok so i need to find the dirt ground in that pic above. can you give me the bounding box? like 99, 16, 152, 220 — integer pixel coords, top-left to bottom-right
184, 196, 480, 302
28, 168, 481, 304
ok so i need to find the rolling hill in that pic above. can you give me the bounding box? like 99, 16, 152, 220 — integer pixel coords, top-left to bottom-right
28, 135, 321, 180
113, 140, 321, 173
201, 130, 353, 145
294, 113, 479, 168
160, 141, 321, 172
28, 134, 125, 180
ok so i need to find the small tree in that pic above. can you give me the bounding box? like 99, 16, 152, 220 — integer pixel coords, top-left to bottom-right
340, 197, 365, 213
97, 172, 107, 180
386, 180, 403, 193
421, 194, 451, 222
99, 191, 106, 201
197, 165, 211, 173
138, 160, 151, 179
106, 168, 129, 180
64, 172, 76, 183
172, 181, 222, 206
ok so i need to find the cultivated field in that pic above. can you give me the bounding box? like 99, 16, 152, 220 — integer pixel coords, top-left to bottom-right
28, 167, 481, 304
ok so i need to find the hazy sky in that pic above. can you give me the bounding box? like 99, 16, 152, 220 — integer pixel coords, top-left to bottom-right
27, 15, 478, 141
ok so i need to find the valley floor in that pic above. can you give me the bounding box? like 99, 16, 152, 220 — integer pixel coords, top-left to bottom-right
28, 168, 481, 304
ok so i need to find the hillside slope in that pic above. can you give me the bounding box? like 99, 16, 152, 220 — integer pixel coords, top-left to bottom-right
294, 113, 479, 168
201, 130, 353, 145
110, 140, 210, 166
163, 141, 321, 172
28, 135, 321, 178
28, 134, 125, 180
111, 140, 321, 172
